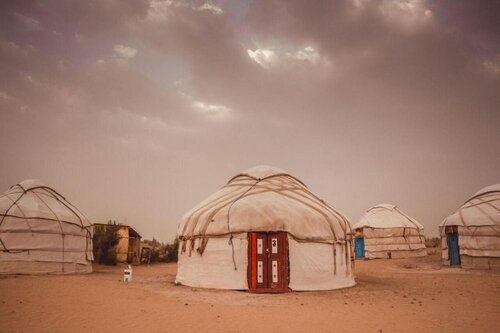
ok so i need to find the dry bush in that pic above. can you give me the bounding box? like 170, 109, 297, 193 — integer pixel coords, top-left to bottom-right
425, 237, 440, 248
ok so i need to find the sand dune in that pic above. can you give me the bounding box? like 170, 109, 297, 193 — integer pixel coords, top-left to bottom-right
1, 251, 499, 333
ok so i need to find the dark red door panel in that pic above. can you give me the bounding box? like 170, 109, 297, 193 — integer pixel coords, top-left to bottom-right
248, 232, 289, 293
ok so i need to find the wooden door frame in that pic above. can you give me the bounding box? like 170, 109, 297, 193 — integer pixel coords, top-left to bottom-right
447, 232, 461, 266
247, 232, 290, 293
355, 237, 365, 258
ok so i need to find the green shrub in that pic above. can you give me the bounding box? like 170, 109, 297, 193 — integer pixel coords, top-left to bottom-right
141, 238, 179, 263
93, 221, 120, 265
164, 238, 179, 263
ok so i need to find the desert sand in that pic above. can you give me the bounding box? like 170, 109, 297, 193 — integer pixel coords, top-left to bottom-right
1, 250, 499, 333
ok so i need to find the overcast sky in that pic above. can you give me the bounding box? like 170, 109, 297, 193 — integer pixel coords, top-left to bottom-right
1, 0, 499, 241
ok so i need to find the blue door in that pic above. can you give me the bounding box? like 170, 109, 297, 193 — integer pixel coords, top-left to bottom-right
447, 233, 460, 266
355, 237, 365, 258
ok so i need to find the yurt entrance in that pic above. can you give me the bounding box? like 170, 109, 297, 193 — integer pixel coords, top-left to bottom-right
446, 226, 461, 266
355, 237, 365, 258
247, 232, 289, 293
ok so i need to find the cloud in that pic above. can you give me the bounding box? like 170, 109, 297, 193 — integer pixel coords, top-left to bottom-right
147, 0, 223, 22
192, 100, 231, 116
286, 46, 331, 66
248, 45, 330, 68
197, 3, 224, 15
247, 48, 276, 67
378, 0, 433, 28
113, 44, 138, 59
147, 0, 174, 22
483, 54, 500, 74
14, 13, 40, 30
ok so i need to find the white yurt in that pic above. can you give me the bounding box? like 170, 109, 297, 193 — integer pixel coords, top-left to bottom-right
176, 165, 355, 292
353, 204, 427, 259
0, 180, 93, 274
440, 184, 500, 269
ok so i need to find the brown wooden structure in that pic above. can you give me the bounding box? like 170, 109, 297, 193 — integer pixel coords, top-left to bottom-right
247, 232, 289, 293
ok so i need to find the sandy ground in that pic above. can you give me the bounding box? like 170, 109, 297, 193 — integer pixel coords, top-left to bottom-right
1, 250, 499, 333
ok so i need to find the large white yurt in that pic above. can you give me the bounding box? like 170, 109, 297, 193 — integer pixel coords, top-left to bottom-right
176, 165, 355, 292
353, 204, 427, 259
440, 184, 500, 269
0, 180, 93, 274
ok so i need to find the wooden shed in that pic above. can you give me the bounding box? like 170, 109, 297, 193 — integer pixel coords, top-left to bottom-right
93, 224, 142, 264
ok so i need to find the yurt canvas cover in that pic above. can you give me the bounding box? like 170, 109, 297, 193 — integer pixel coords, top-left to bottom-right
353, 204, 427, 259
440, 184, 500, 269
176, 165, 355, 292
0, 180, 93, 274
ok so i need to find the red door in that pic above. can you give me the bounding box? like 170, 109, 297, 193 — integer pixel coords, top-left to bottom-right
248, 232, 289, 293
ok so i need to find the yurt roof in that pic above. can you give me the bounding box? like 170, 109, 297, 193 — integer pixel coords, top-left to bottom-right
0, 179, 91, 228
440, 184, 500, 228
177, 165, 351, 242
353, 204, 424, 230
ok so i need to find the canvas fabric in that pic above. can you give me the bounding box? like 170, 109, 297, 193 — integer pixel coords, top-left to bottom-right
440, 184, 500, 266
178, 166, 352, 243
175, 233, 356, 291
0, 261, 92, 275
287, 237, 355, 290
353, 204, 426, 259
176, 166, 355, 291
176, 234, 249, 289
458, 255, 500, 270
353, 204, 424, 230
0, 180, 93, 274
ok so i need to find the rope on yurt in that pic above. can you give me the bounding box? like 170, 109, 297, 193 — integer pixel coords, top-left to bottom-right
181, 178, 264, 255
335, 242, 339, 274
193, 178, 302, 256
253, 175, 346, 276
187, 175, 286, 240
0, 193, 21, 252
1, 184, 91, 255
226, 178, 262, 270
293, 180, 350, 235
194, 177, 296, 239
199, 185, 299, 236
34, 186, 98, 265
0, 188, 35, 253
458, 208, 466, 227
188, 238, 195, 257
198, 237, 209, 254
474, 199, 500, 224
180, 171, 354, 278
181, 185, 250, 237
267, 189, 341, 274
45, 187, 95, 265
395, 207, 422, 232
0, 237, 7, 252
287, 177, 354, 275
180, 239, 187, 254
32, 190, 66, 272
193, 174, 329, 256
465, 189, 500, 205
3, 188, 36, 235
0, 191, 24, 228
43, 186, 85, 227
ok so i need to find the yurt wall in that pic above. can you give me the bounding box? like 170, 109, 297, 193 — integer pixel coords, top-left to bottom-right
0, 180, 93, 274
440, 184, 500, 270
